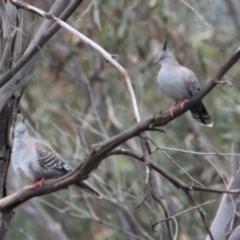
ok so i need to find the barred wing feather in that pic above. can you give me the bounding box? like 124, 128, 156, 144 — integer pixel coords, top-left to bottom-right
35, 141, 71, 174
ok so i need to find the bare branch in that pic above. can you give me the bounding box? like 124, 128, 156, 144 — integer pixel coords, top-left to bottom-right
224, 0, 240, 37
140, 136, 151, 184
109, 149, 240, 195
10, 0, 141, 123
185, 192, 213, 240
0, 1, 84, 111
151, 191, 174, 239
179, 0, 212, 27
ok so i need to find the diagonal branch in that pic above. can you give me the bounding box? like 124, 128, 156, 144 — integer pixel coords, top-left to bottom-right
0, 1, 84, 111
10, 0, 141, 123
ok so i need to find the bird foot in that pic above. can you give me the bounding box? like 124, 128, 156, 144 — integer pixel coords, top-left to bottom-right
165, 102, 177, 116
165, 99, 189, 116
32, 178, 44, 187
179, 99, 189, 109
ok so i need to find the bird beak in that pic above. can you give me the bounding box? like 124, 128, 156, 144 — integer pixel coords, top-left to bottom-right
163, 40, 167, 51
22, 117, 26, 123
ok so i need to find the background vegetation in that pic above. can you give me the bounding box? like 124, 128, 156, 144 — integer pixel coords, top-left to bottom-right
6, 0, 240, 239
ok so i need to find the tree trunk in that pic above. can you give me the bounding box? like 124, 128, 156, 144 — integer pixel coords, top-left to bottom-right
0, 101, 15, 239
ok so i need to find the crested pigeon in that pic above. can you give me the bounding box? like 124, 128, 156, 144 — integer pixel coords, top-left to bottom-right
154, 41, 212, 127
11, 120, 101, 198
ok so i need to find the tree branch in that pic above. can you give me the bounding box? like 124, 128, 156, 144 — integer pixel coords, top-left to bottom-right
0, 0, 84, 111
9, 0, 141, 123
109, 149, 240, 195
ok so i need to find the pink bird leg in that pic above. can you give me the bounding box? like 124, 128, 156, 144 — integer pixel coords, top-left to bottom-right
179, 99, 189, 109
165, 102, 177, 116
165, 99, 189, 116
32, 178, 44, 187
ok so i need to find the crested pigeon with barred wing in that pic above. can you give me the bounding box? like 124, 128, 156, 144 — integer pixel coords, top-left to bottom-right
11, 119, 101, 198
154, 41, 212, 127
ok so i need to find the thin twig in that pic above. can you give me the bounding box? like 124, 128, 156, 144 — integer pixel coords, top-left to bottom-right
151, 191, 174, 239
140, 136, 151, 184
185, 192, 214, 240
179, 0, 212, 27
146, 137, 205, 187
108, 148, 240, 195
150, 146, 240, 157
135, 190, 149, 209
153, 199, 215, 225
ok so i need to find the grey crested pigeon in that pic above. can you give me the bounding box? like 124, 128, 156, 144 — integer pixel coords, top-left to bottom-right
154, 41, 212, 127
11, 119, 101, 198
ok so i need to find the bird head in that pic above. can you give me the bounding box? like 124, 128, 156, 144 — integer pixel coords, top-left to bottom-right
154, 40, 178, 66
14, 119, 28, 138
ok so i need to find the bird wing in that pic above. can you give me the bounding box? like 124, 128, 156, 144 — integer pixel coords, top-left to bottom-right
181, 67, 201, 97
35, 140, 71, 174
35, 140, 102, 197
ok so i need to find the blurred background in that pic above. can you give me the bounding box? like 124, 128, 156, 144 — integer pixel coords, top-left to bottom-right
7, 0, 240, 239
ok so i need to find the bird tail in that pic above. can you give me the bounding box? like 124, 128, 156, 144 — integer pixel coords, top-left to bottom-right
190, 102, 213, 127
75, 181, 102, 198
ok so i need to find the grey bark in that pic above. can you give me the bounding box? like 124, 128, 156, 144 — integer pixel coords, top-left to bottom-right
205, 142, 240, 240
